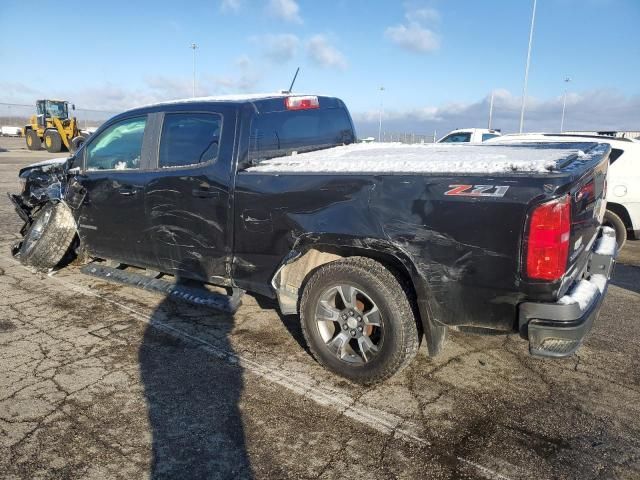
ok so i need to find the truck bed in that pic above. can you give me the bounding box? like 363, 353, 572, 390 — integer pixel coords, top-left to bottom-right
247, 142, 609, 175
236, 140, 611, 335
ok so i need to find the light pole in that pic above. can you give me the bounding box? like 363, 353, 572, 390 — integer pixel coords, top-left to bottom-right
190, 43, 198, 97
378, 86, 385, 142
488, 91, 495, 130
519, 0, 537, 133
560, 77, 571, 133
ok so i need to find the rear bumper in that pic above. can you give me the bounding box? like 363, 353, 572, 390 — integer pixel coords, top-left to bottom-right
518, 226, 617, 358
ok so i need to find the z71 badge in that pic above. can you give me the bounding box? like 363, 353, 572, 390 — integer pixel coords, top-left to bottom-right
444, 185, 510, 198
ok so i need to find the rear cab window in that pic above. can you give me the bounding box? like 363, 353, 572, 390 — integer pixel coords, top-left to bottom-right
248, 106, 355, 163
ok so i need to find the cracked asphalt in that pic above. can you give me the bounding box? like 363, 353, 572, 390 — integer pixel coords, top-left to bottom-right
1, 137, 640, 479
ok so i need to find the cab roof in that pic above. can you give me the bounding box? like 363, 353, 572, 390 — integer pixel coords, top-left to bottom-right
124, 93, 345, 117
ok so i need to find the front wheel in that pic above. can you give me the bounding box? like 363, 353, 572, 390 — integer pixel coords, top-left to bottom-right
19, 202, 77, 270
300, 257, 420, 385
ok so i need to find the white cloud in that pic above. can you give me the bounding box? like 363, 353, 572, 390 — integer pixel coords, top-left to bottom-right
385, 22, 440, 53
0, 70, 262, 113
253, 33, 300, 62
0, 81, 38, 100
267, 0, 302, 23
385, 4, 441, 54
352, 89, 640, 136
234, 54, 252, 69
306, 35, 347, 70
220, 0, 241, 12
410, 7, 440, 23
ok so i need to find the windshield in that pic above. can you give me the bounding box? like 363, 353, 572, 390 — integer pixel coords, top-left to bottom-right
45, 101, 68, 119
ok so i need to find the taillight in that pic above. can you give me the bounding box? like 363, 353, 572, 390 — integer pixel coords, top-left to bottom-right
285, 96, 320, 110
526, 195, 571, 281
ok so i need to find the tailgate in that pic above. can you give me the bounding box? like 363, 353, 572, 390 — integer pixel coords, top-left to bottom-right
565, 145, 610, 279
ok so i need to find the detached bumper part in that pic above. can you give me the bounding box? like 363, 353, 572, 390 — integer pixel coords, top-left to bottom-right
518, 227, 617, 358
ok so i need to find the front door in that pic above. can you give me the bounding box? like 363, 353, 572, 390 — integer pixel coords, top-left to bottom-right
75, 115, 153, 266
144, 109, 235, 284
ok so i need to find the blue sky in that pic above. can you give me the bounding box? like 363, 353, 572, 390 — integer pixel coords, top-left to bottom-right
1, 0, 639, 134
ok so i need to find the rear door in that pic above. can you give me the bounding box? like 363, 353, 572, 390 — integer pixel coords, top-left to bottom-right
75, 114, 154, 265
144, 107, 236, 284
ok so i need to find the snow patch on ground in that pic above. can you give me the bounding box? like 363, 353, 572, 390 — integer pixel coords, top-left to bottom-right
247, 143, 587, 174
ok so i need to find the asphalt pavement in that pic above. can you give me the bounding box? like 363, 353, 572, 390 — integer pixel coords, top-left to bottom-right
1, 136, 639, 479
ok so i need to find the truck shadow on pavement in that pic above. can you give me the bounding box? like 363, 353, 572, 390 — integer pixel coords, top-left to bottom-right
254, 295, 310, 354
139, 289, 254, 479
611, 263, 640, 294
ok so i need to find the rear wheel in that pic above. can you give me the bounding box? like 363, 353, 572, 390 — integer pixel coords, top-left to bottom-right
300, 257, 420, 384
26, 130, 42, 150
603, 209, 627, 250
44, 130, 62, 153
19, 202, 77, 271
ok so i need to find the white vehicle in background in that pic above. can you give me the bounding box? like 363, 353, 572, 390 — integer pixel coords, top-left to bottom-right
486, 133, 640, 248
1, 126, 22, 137
437, 128, 501, 144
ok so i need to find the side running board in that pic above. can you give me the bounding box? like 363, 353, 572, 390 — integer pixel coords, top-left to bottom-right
80, 263, 243, 314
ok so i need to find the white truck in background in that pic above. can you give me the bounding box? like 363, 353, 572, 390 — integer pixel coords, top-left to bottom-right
487, 133, 640, 248
437, 128, 501, 143
1, 126, 22, 137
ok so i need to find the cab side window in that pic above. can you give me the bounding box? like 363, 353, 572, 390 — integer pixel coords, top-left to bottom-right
159, 113, 222, 168
482, 133, 499, 142
85, 116, 146, 171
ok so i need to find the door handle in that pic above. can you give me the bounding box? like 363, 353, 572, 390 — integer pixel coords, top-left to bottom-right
118, 187, 138, 196
191, 188, 220, 199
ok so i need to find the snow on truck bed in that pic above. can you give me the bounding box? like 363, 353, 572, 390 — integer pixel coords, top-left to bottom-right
247, 142, 606, 174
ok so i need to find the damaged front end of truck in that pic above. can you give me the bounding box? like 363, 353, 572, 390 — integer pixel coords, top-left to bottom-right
8, 157, 84, 269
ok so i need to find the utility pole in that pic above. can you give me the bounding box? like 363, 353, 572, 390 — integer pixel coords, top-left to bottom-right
560, 76, 571, 133
378, 86, 385, 142
190, 43, 198, 97
488, 91, 495, 130
519, 0, 537, 133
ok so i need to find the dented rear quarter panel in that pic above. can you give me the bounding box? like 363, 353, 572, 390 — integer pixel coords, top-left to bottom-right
233, 170, 576, 332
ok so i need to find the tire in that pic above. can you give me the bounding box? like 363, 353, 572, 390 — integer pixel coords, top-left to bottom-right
26, 130, 42, 151
603, 209, 627, 250
70, 135, 86, 153
300, 257, 420, 385
19, 202, 77, 271
44, 130, 62, 153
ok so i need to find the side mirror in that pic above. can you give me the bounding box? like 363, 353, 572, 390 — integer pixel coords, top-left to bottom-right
72, 104, 76, 110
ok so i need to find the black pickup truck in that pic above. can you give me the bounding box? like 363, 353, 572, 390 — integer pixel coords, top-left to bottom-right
10, 94, 617, 384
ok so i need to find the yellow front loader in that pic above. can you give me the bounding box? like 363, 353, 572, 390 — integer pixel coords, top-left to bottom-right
23, 100, 86, 153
